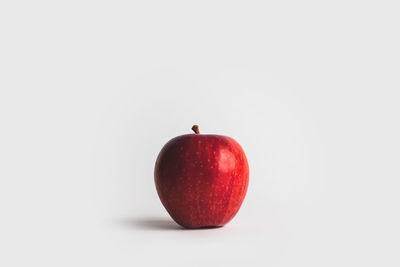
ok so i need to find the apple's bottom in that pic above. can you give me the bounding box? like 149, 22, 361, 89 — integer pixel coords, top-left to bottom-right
179, 225, 224, 230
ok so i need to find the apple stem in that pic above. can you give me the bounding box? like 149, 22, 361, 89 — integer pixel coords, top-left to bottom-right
191, 125, 200, 134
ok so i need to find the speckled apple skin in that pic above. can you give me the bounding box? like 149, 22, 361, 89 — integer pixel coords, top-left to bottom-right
154, 134, 249, 229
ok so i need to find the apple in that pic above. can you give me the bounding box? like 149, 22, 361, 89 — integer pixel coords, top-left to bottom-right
154, 125, 249, 229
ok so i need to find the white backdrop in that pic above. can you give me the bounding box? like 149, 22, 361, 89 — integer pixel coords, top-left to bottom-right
1, 1, 399, 266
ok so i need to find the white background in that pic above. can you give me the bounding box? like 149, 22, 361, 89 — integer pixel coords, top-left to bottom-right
1, 1, 399, 266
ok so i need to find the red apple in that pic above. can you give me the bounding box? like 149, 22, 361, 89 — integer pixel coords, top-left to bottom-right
154, 125, 249, 229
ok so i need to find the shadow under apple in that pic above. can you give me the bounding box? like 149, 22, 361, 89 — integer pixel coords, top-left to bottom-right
118, 217, 222, 231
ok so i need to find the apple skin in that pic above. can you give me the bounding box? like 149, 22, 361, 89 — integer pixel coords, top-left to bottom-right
154, 130, 249, 229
